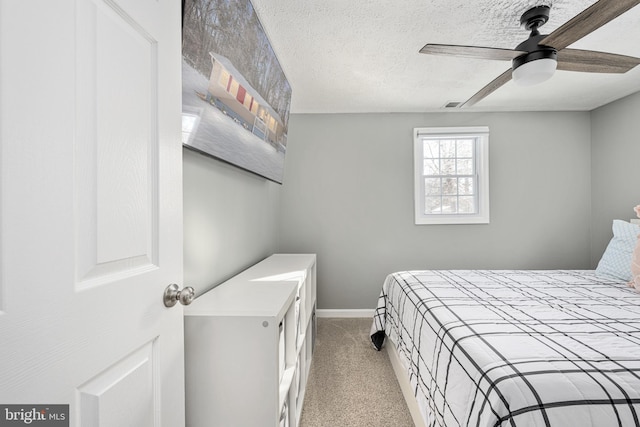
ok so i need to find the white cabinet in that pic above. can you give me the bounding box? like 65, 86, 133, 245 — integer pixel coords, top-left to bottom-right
185, 254, 317, 427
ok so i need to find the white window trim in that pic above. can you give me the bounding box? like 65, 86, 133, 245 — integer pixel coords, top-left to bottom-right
413, 126, 490, 225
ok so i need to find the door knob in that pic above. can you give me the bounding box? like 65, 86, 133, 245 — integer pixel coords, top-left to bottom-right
163, 284, 195, 307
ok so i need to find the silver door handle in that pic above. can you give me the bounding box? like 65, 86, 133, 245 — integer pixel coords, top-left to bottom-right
163, 284, 195, 307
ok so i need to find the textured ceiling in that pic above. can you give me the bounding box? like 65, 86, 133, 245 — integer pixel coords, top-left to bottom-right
250, 0, 640, 113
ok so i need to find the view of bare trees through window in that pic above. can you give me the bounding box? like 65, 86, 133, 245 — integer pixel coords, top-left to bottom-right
422, 138, 476, 214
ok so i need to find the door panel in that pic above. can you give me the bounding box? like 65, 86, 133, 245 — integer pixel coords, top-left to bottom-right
78, 340, 158, 427
75, 0, 160, 286
0, 0, 184, 426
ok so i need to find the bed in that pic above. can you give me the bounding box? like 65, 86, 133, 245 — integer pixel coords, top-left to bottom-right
370, 269, 640, 427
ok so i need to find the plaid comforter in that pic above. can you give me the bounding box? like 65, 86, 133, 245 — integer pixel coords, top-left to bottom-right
370, 270, 640, 427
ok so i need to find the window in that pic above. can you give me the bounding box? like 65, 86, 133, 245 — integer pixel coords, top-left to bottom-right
414, 127, 490, 225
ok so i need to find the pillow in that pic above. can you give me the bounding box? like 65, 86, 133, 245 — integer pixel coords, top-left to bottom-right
595, 220, 640, 282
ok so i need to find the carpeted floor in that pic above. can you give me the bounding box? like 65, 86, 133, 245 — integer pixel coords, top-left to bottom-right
299, 318, 414, 427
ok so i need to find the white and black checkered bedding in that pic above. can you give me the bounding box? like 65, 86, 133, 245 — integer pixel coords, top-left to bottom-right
370, 270, 640, 427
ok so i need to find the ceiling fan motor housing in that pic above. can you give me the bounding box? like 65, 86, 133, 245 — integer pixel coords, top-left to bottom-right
513, 33, 558, 69
512, 38, 557, 86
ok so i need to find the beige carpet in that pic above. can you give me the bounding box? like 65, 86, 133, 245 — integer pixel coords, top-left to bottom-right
299, 318, 414, 427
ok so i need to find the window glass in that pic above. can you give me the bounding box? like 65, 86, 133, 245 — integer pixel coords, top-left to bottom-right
414, 127, 490, 225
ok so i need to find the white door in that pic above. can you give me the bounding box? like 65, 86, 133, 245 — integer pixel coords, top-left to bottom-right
0, 0, 184, 426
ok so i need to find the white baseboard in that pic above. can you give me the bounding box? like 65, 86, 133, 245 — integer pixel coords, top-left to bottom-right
316, 309, 373, 318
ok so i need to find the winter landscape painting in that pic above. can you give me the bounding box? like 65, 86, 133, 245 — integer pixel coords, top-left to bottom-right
182, 0, 292, 184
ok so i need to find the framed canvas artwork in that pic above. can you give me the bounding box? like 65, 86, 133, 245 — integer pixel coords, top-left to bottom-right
182, 0, 292, 184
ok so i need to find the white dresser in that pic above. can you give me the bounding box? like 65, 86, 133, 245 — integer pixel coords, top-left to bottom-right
184, 254, 317, 427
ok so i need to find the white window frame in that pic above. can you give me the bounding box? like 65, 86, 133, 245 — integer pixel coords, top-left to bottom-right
414, 126, 490, 225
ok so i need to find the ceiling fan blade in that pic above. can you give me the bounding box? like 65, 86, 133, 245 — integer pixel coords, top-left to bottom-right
420, 43, 525, 61
557, 48, 640, 73
540, 0, 640, 50
460, 68, 512, 108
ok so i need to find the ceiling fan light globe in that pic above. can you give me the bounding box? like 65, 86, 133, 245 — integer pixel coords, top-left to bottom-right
512, 57, 557, 86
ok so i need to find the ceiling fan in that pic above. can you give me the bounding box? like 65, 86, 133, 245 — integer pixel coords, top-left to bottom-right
420, 0, 640, 107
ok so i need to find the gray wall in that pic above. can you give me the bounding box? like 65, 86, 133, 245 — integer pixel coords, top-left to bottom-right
590, 91, 640, 266
279, 112, 593, 309
183, 148, 281, 296
181, 93, 640, 310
